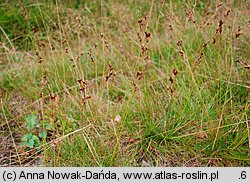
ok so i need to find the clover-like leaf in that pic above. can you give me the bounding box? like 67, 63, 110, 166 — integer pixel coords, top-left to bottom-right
26, 115, 37, 131
39, 131, 47, 139
25, 138, 34, 148
32, 135, 41, 147
21, 134, 30, 142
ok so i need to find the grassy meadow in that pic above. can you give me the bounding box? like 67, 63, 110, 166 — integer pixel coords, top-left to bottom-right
0, 0, 249, 166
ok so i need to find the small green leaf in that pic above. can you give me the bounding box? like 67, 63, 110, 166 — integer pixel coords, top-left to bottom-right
45, 123, 53, 130
32, 135, 39, 141
21, 134, 30, 142
26, 138, 34, 148
40, 120, 47, 126
72, 123, 77, 129
39, 131, 47, 139
32, 135, 41, 147
26, 115, 37, 131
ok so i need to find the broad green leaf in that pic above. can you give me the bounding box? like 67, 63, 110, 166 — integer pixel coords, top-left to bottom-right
32, 135, 40, 142
39, 131, 47, 139
32, 135, 41, 147
26, 138, 34, 148
28, 133, 33, 139
26, 115, 37, 131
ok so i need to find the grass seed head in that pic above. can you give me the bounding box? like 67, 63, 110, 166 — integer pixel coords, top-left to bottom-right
136, 71, 143, 80
172, 69, 178, 76
235, 27, 243, 39
169, 77, 174, 84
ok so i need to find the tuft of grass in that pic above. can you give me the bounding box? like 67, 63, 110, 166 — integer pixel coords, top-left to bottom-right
0, 0, 249, 167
